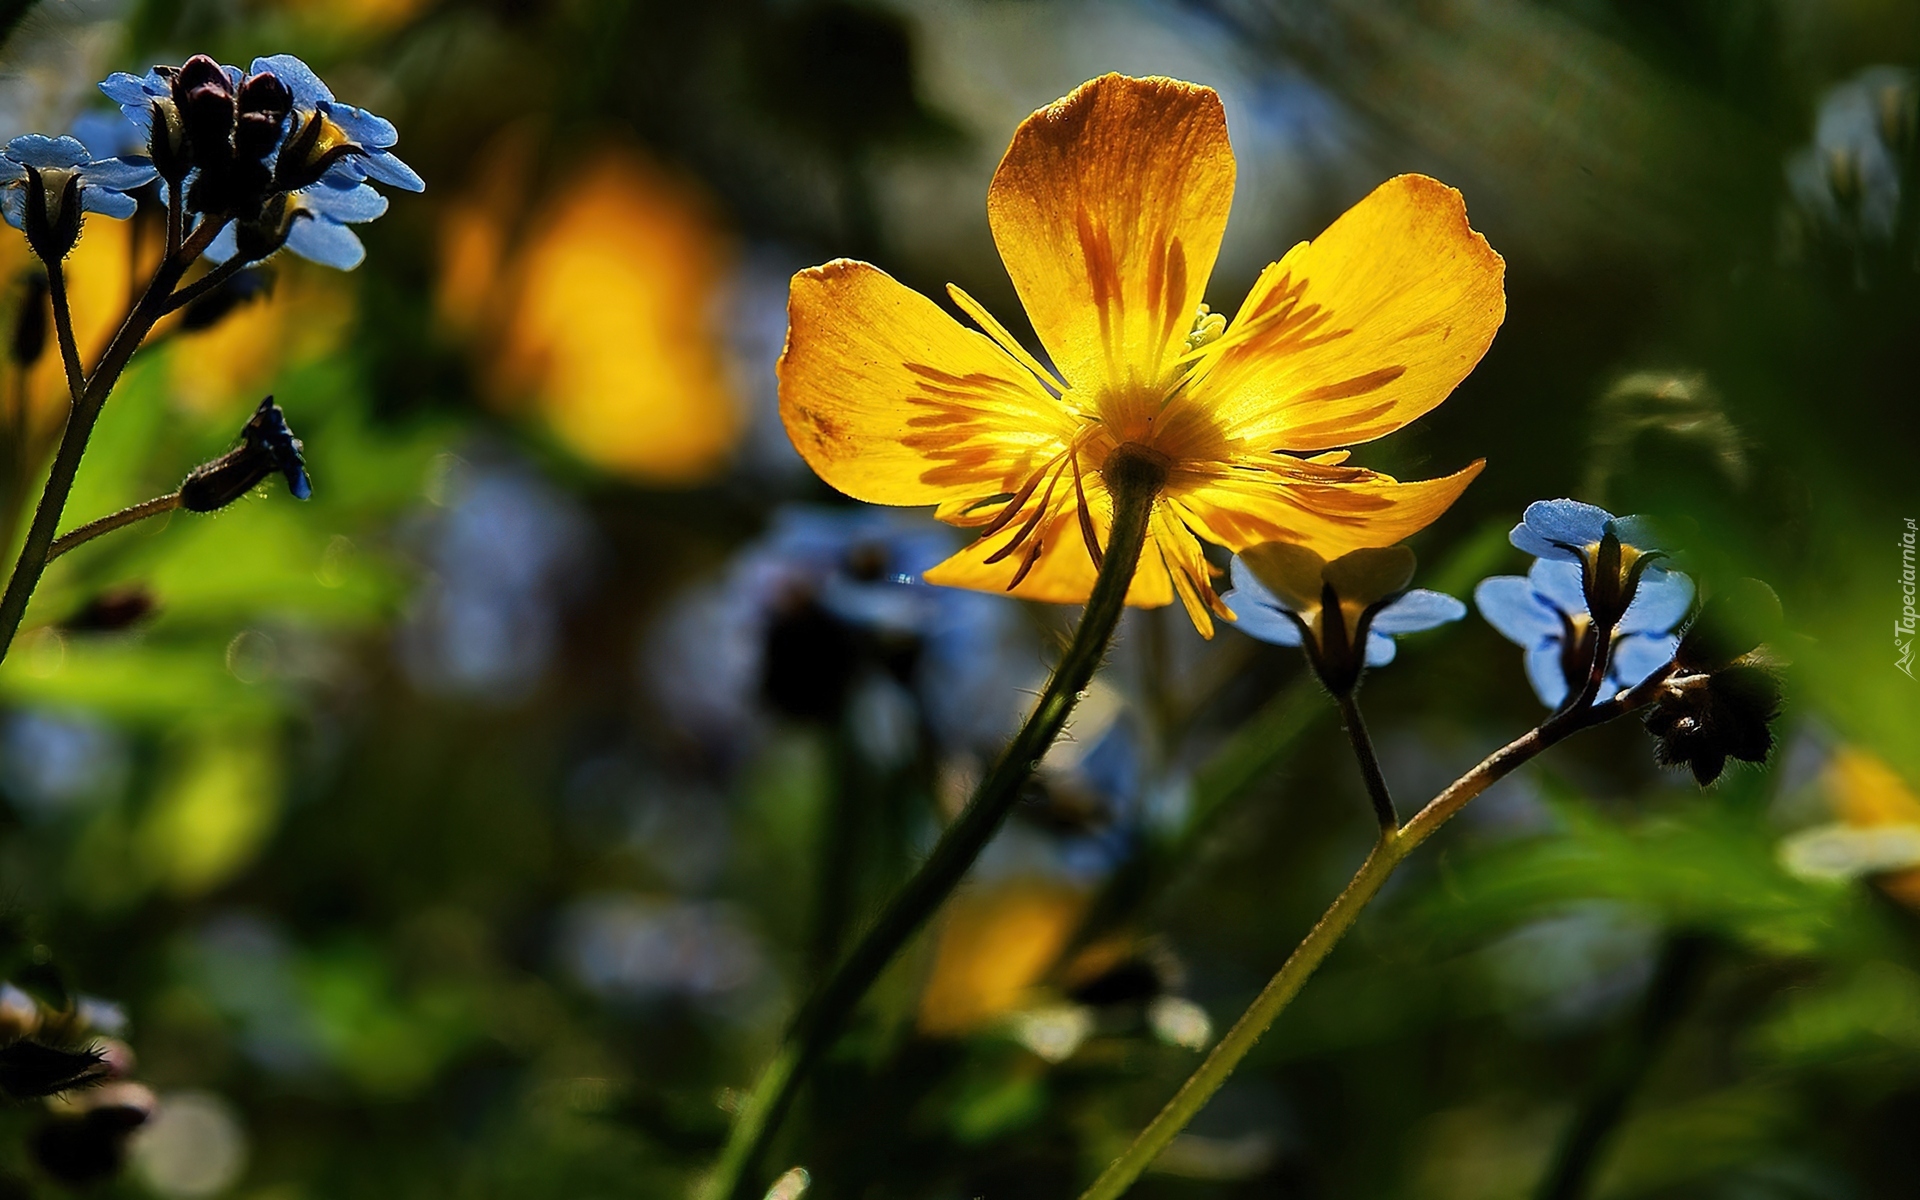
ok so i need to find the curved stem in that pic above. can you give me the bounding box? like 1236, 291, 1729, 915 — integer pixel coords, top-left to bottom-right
48, 492, 181, 561
44, 262, 83, 407
699, 460, 1164, 1200
1337, 693, 1396, 832
1076, 677, 1669, 1200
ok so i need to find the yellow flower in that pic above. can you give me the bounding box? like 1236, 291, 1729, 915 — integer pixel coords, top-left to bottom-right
778, 73, 1505, 636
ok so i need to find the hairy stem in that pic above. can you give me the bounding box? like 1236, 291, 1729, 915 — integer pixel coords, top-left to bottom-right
698, 457, 1164, 1200
48, 492, 181, 561
1076, 676, 1666, 1200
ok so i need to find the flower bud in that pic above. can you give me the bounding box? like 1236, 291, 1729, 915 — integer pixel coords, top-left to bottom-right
178, 396, 310, 512
172, 55, 236, 171
233, 70, 292, 163
21, 165, 83, 263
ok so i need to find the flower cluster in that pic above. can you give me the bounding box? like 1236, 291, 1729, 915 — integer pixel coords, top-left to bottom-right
1478, 499, 1694, 709
99, 53, 422, 269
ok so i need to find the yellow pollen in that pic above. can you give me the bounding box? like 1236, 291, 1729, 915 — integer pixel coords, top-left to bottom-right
1183, 304, 1226, 352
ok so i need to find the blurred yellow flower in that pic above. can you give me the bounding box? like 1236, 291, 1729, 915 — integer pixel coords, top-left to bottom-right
445, 147, 744, 485
1, 214, 139, 448
164, 267, 353, 418
917, 879, 1087, 1036
779, 73, 1505, 636
1826, 746, 1920, 907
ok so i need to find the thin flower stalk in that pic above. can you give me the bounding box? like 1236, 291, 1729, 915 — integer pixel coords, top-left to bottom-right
701, 451, 1165, 1200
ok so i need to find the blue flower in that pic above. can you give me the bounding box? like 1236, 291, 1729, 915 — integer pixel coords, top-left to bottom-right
97, 54, 419, 270
205, 179, 389, 270
0, 134, 156, 229
1475, 557, 1694, 709
249, 55, 423, 194
1509, 498, 1671, 627
1222, 542, 1465, 692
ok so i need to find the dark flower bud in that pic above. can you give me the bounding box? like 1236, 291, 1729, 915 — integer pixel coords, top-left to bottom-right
272, 109, 360, 193
761, 596, 859, 721
1643, 579, 1786, 786
179, 266, 274, 332
21, 165, 83, 263
1644, 664, 1784, 786
172, 55, 237, 170
59, 585, 158, 634
226, 192, 299, 264
179, 396, 311, 512
146, 94, 192, 184
0, 1040, 109, 1100
29, 1083, 152, 1186
234, 70, 292, 163
10, 270, 48, 369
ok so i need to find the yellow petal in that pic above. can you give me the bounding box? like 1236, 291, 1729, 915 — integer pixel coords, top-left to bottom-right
779, 260, 1075, 506
1185, 174, 1504, 451
988, 74, 1236, 396
923, 486, 1177, 609
1178, 458, 1486, 559
1149, 505, 1225, 638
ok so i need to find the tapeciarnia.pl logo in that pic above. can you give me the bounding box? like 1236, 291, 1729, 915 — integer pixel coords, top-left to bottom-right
1899, 517, 1917, 678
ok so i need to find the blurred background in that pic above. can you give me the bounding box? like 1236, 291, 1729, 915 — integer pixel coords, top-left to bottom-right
0, 0, 1916, 1197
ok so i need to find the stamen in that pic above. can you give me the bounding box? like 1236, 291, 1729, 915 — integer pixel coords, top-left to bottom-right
1183, 304, 1227, 352
975, 448, 1066, 540
1007, 534, 1046, 590
985, 458, 1066, 565
947, 283, 1070, 397
1070, 444, 1102, 570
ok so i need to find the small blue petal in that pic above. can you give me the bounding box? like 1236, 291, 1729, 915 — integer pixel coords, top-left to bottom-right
1511, 498, 1613, 561
98, 72, 157, 106
351, 149, 424, 192
80, 189, 138, 219
80, 156, 157, 191
301, 181, 387, 223
6, 134, 91, 169
1525, 641, 1570, 709
286, 466, 312, 501
1221, 593, 1305, 647
1528, 557, 1589, 617
320, 101, 398, 150
1617, 567, 1694, 636
70, 110, 141, 159
251, 54, 335, 106
285, 216, 366, 269
0, 160, 23, 185
1609, 632, 1678, 690
1, 192, 23, 230
1227, 554, 1298, 614
1369, 588, 1466, 635
1475, 575, 1561, 646
1364, 630, 1398, 667
202, 223, 240, 264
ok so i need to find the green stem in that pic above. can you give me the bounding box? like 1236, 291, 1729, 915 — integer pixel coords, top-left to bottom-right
1076, 670, 1672, 1200
48, 491, 181, 561
698, 449, 1167, 1200
0, 217, 225, 663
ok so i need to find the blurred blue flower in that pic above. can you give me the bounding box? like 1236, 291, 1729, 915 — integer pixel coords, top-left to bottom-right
1787, 65, 1915, 243
1221, 544, 1464, 685
70, 109, 147, 162
648, 505, 1029, 756
1475, 557, 1694, 709
0, 134, 155, 227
